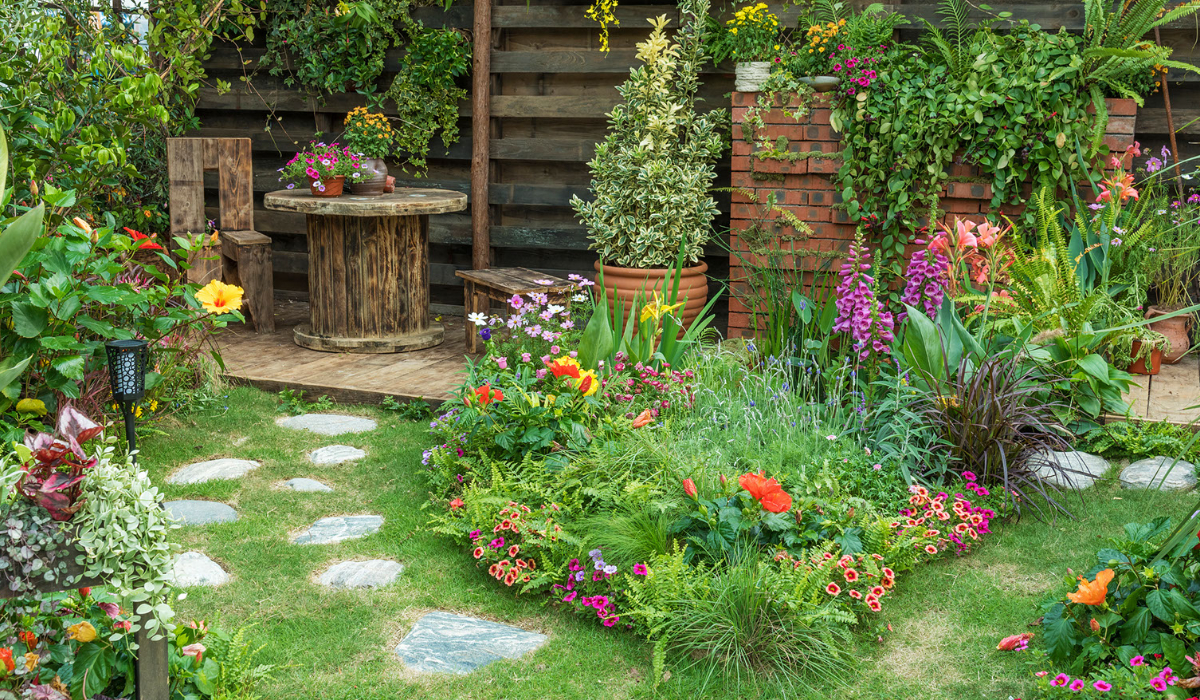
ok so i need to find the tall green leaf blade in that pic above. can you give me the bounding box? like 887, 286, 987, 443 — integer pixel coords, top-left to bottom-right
0, 204, 44, 287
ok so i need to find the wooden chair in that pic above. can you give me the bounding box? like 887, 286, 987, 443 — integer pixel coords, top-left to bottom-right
454, 267, 575, 353
167, 137, 275, 334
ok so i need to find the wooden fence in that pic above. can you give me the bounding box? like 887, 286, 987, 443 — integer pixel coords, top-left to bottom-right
192, 0, 1200, 332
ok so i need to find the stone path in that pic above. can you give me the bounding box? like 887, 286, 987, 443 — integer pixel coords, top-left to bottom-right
1120, 456, 1198, 491
1028, 449, 1110, 490
309, 445, 366, 465
167, 552, 230, 587
284, 478, 334, 493
165, 500, 238, 525
277, 414, 377, 436
167, 458, 260, 485
291, 515, 384, 545
318, 560, 404, 589
394, 611, 547, 674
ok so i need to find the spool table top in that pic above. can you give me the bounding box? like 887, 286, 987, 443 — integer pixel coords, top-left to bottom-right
264, 188, 467, 217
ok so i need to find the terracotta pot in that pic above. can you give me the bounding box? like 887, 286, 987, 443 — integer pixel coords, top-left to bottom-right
734, 62, 772, 92
384, 175, 396, 193
1127, 340, 1162, 376
309, 176, 345, 197
347, 157, 388, 196
1146, 306, 1192, 363
594, 260, 709, 329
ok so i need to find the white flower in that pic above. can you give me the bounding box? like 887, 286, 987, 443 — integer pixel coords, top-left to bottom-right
534, 279, 554, 286
826, 434, 837, 441
546, 304, 565, 316
572, 293, 588, 302
467, 312, 489, 326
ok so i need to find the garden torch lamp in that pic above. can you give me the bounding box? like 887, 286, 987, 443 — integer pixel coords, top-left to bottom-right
105, 339, 149, 463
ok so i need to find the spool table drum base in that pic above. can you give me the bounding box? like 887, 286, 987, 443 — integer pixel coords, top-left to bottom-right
300, 212, 438, 353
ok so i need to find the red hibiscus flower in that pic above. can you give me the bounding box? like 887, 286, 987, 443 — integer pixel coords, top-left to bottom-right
124, 227, 165, 251
449, 498, 464, 510
467, 384, 504, 405
682, 478, 697, 499
738, 471, 793, 513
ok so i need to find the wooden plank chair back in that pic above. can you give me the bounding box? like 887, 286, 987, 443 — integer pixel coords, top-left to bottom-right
167, 137, 274, 334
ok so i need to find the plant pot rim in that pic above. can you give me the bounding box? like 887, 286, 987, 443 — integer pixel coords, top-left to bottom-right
594, 260, 708, 274
1146, 305, 1195, 322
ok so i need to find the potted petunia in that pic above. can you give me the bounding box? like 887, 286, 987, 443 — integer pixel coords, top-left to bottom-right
278, 142, 360, 197
708, 2, 781, 92
571, 0, 724, 327
341, 106, 394, 196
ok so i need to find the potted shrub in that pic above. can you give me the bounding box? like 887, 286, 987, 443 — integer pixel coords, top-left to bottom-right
278, 142, 360, 197
709, 2, 781, 92
341, 106, 393, 196
1124, 332, 1169, 376
571, 0, 724, 327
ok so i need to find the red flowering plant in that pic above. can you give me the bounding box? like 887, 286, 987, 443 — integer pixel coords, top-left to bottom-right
552, 547, 650, 630
668, 471, 802, 562
462, 500, 574, 593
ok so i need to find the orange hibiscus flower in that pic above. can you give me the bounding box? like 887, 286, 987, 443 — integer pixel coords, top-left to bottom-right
467, 384, 504, 405
738, 471, 792, 513
1067, 569, 1114, 606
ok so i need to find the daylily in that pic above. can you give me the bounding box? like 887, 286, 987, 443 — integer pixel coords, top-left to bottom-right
631, 409, 654, 428
124, 227, 165, 252
468, 384, 504, 405
1096, 173, 1138, 204
640, 291, 684, 324
1066, 568, 1114, 606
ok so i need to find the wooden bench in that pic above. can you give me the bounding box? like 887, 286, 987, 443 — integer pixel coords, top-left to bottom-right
454, 268, 575, 353
167, 137, 275, 334
220, 230, 275, 334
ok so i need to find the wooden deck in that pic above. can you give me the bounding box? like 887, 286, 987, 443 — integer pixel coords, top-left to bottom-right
217, 294, 470, 405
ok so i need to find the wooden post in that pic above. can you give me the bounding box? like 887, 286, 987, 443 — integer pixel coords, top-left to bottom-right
470, 0, 491, 272
216, 139, 254, 231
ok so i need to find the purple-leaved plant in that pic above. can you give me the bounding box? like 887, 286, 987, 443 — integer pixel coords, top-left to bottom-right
832, 237, 895, 360
899, 238, 949, 321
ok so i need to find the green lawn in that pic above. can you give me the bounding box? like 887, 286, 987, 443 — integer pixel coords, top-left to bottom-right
138, 386, 1196, 699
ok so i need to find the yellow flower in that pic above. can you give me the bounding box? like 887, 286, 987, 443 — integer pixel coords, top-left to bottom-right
66, 622, 96, 643
195, 280, 245, 315
135, 406, 143, 418
150, 399, 159, 412
576, 370, 600, 396
640, 292, 685, 324
23, 652, 37, 672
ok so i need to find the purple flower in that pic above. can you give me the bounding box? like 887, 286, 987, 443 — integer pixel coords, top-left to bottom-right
832, 238, 895, 359
899, 239, 949, 320
633, 563, 648, 575
479, 328, 491, 341
469, 529, 481, 540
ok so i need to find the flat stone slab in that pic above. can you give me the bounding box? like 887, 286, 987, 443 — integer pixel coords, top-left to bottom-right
1120, 456, 1197, 491
165, 500, 238, 525
167, 552, 229, 587
318, 560, 404, 589
284, 478, 334, 493
394, 611, 547, 674
291, 515, 383, 545
309, 445, 366, 465
167, 458, 260, 485
1028, 449, 1110, 490
277, 414, 377, 436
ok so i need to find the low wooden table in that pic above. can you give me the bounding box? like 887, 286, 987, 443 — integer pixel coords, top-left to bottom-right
264, 189, 467, 353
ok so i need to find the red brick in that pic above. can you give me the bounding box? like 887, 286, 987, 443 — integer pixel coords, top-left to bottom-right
809, 108, 832, 126
753, 157, 808, 175
731, 155, 751, 173
999, 203, 1026, 217
780, 189, 808, 206
809, 156, 843, 174
759, 124, 807, 142
794, 206, 832, 222
948, 162, 980, 178
731, 92, 753, 108
731, 172, 755, 189
805, 222, 857, 240
731, 188, 754, 203
805, 189, 838, 207
803, 125, 837, 142
944, 182, 993, 200
941, 198, 982, 214
798, 174, 837, 191
832, 208, 852, 224
732, 107, 749, 124
732, 140, 754, 157
1104, 134, 1134, 153
730, 203, 760, 220
1105, 98, 1137, 117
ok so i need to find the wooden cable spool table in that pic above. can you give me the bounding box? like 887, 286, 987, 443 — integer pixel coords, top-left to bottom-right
264, 189, 468, 353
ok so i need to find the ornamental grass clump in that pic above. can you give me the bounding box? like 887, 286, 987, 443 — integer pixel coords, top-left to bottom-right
571, 0, 726, 268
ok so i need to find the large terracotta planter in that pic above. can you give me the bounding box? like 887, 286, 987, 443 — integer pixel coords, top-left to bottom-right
594, 261, 709, 329
1127, 340, 1162, 376
1146, 306, 1192, 363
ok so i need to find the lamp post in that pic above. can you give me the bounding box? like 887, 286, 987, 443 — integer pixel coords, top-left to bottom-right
105, 339, 149, 463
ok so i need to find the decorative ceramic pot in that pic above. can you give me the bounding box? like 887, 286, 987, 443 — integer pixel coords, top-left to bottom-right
798, 75, 840, 92
734, 62, 772, 92
1127, 340, 1162, 376
384, 175, 396, 193
347, 157, 388, 196
594, 261, 709, 328
309, 176, 345, 197
1146, 306, 1191, 363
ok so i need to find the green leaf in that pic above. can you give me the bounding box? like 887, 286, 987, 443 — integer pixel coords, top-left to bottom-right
70, 642, 114, 700
1121, 607, 1152, 645
11, 302, 48, 338
1043, 603, 1077, 662
1161, 633, 1187, 671
0, 204, 44, 288
1146, 588, 1174, 623
1076, 354, 1111, 382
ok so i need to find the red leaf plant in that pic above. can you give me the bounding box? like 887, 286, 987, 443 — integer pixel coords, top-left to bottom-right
19, 406, 103, 521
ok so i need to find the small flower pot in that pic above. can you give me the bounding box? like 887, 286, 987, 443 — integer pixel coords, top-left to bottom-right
347, 157, 388, 196
309, 176, 345, 198
384, 175, 396, 193
798, 75, 840, 92
1127, 340, 1161, 376
1146, 306, 1191, 363
734, 62, 772, 92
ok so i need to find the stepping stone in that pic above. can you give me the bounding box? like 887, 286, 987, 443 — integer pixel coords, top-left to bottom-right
277, 414, 376, 436
318, 560, 404, 589
284, 478, 334, 493
1027, 449, 1110, 490
291, 515, 383, 545
394, 611, 547, 674
165, 500, 238, 525
1120, 456, 1197, 491
167, 552, 229, 587
167, 458, 259, 485
309, 445, 366, 465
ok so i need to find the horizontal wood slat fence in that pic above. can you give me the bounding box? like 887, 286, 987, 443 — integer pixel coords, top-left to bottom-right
193, 0, 1200, 330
